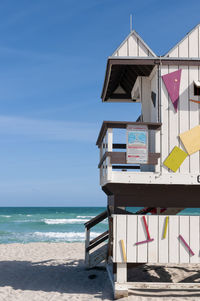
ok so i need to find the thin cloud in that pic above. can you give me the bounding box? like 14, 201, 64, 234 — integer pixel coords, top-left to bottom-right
0, 115, 98, 142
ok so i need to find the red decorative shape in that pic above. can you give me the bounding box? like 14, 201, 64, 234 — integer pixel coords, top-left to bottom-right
142, 216, 150, 240
162, 69, 182, 112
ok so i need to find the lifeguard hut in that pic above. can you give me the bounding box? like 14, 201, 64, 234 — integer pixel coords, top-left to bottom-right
85, 24, 200, 299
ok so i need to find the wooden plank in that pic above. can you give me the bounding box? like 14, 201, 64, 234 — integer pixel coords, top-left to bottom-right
138, 40, 148, 57
116, 215, 127, 263
118, 41, 128, 56
158, 215, 168, 263
147, 215, 158, 263
89, 244, 108, 268
113, 215, 117, 262
85, 228, 90, 265
137, 215, 147, 262
169, 46, 179, 57
179, 36, 189, 58
128, 34, 137, 56
168, 65, 180, 173
84, 210, 107, 229
104, 183, 200, 208
179, 216, 190, 263
161, 66, 169, 173
189, 66, 199, 173
107, 128, 113, 182
189, 216, 199, 263
98, 152, 160, 168
179, 66, 190, 173
169, 215, 179, 263
87, 231, 109, 251
116, 263, 127, 283
127, 215, 137, 262
125, 282, 200, 290
96, 121, 162, 147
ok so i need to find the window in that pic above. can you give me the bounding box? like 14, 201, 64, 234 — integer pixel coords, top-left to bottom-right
194, 80, 200, 96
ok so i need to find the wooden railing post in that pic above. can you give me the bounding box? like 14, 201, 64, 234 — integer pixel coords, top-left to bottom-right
100, 142, 103, 185
155, 128, 161, 173
85, 227, 90, 266
107, 128, 113, 182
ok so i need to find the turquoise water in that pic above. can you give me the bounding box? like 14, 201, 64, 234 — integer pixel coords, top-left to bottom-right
0, 207, 200, 244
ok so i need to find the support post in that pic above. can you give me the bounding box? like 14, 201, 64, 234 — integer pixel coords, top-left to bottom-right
115, 263, 128, 299
107, 128, 113, 182
85, 227, 90, 266
155, 128, 161, 173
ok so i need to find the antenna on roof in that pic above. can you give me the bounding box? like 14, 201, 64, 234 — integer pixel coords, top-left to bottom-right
130, 14, 133, 32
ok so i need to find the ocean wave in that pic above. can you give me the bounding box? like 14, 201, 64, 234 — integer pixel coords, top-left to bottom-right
76, 215, 95, 219
33, 231, 99, 241
0, 215, 11, 218
43, 218, 89, 225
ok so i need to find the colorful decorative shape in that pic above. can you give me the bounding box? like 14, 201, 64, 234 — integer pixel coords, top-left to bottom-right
179, 125, 200, 155
162, 69, 182, 112
135, 216, 154, 245
120, 240, 127, 262
135, 238, 154, 246
163, 216, 169, 239
179, 235, 195, 256
163, 146, 188, 172
142, 216, 151, 240
151, 91, 156, 107
189, 99, 200, 104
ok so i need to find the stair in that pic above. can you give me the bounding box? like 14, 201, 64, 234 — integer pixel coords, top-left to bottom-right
89, 244, 108, 268
85, 210, 109, 268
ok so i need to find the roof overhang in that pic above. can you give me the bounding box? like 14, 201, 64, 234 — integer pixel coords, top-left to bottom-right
101, 57, 200, 102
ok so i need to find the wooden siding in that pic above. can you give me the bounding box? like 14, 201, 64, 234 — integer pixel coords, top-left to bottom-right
113, 215, 200, 264
166, 25, 200, 58
163, 25, 200, 175
112, 31, 155, 58
161, 64, 200, 174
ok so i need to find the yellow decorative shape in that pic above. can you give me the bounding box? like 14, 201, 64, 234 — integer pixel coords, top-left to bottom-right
179, 125, 200, 155
163, 216, 169, 239
163, 146, 188, 172
120, 240, 127, 262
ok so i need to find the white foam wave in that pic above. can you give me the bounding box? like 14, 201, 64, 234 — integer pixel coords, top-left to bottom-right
43, 218, 89, 225
34, 231, 99, 241
0, 215, 11, 218
76, 215, 95, 219
26, 215, 32, 217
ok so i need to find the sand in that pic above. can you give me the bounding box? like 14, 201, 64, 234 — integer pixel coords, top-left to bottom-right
0, 243, 200, 300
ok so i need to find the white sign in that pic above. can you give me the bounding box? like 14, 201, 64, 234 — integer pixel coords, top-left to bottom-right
126, 125, 148, 164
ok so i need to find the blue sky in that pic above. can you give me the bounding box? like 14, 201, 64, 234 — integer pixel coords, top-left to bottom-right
0, 0, 200, 206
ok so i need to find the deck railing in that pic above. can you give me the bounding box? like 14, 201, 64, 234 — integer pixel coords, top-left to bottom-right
84, 210, 109, 267
96, 121, 162, 185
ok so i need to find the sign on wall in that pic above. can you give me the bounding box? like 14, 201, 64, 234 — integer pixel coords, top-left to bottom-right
126, 125, 148, 164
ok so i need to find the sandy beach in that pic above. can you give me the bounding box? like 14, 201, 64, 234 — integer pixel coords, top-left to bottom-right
0, 243, 200, 301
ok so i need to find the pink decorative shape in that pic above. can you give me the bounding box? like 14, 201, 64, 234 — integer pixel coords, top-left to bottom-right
179, 234, 195, 256
162, 69, 182, 112
135, 238, 154, 246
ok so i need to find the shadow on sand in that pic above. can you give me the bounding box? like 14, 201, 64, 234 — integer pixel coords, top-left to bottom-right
128, 264, 200, 299
0, 259, 112, 299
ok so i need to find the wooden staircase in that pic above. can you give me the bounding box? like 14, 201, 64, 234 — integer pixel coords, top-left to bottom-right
84, 210, 109, 268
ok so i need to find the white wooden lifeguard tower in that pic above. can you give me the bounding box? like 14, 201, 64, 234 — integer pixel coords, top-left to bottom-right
85, 24, 200, 299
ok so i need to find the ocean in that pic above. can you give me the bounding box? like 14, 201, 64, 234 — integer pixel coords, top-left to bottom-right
0, 207, 200, 244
